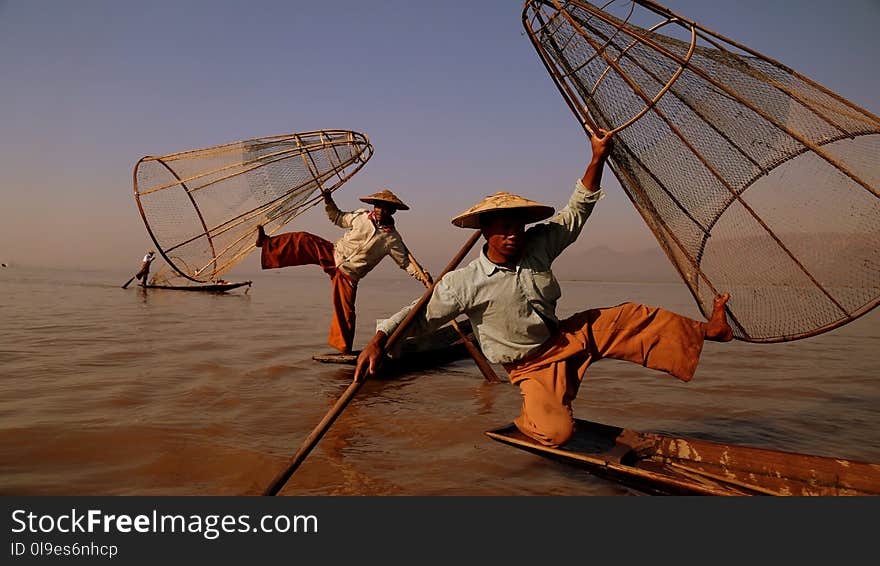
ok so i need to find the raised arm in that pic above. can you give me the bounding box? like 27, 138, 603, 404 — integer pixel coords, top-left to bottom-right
535, 129, 614, 259
323, 189, 358, 228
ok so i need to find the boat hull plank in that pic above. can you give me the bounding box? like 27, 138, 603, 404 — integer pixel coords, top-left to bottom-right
141, 281, 252, 293
486, 418, 880, 496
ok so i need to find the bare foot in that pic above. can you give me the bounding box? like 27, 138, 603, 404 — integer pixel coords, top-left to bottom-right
255, 225, 266, 247
705, 293, 733, 342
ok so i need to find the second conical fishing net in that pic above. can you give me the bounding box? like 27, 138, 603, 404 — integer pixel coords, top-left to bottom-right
133, 129, 373, 283
523, 0, 880, 342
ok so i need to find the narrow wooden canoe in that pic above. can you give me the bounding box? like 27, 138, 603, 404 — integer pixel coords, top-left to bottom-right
141, 280, 252, 293
312, 319, 474, 374
486, 418, 880, 496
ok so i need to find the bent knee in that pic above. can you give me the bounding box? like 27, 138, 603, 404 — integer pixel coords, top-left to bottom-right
518, 418, 575, 448
543, 422, 575, 447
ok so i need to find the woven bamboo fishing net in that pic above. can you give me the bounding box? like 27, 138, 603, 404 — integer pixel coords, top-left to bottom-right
523, 0, 880, 342
133, 129, 373, 283
147, 256, 195, 287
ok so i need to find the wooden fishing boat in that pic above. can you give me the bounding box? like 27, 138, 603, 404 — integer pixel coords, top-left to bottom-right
140, 280, 252, 293
486, 418, 880, 496
313, 319, 476, 374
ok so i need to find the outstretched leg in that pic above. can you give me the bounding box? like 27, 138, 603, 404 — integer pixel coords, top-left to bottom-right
258, 230, 336, 274
504, 295, 734, 448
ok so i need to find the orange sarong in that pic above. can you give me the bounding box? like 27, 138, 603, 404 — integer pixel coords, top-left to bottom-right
261, 231, 358, 353
503, 302, 706, 447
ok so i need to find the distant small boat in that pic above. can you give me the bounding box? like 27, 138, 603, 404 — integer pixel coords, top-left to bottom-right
140, 280, 252, 293
486, 418, 880, 496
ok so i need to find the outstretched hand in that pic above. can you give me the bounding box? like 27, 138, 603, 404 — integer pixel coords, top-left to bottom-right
590, 128, 614, 162
353, 332, 388, 382
580, 128, 614, 193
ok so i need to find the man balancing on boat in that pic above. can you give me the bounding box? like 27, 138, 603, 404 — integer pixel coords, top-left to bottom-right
135, 250, 155, 287
256, 188, 432, 355
355, 129, 733, 448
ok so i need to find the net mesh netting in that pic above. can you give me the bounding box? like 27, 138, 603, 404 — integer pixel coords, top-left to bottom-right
147, 256, 198, 287
133, 130, 373, 283
524, 0, 880, 342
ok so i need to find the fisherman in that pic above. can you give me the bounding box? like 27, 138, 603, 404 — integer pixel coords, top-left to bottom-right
135, 251, 156, 287
257, 188, 431, 355
355, 130, 733, 448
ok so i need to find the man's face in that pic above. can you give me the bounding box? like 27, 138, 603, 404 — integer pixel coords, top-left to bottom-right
372, 204, 395, 223
481, 212, 526, 263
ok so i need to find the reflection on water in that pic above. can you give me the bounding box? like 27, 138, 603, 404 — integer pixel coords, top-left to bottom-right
0, 267, 878, 495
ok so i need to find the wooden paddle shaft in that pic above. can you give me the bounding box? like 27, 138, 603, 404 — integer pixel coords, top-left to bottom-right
263, 230, 483, 496
450, 320, 501, 383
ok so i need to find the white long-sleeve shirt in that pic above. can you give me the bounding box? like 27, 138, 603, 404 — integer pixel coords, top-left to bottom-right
325, 198, 426, 283
376, 180, 604, 364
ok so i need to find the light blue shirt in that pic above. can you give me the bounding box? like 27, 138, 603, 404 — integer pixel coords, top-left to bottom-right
377, 180, 605, 364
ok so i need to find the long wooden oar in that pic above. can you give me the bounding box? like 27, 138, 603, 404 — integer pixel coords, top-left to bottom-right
263, 230, 483, 496
449, 320, 500, 382
407, 252, 501, 383
121, 275, 137, 289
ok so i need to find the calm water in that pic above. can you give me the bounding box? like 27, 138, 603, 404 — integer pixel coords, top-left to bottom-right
1, 266, 878, 495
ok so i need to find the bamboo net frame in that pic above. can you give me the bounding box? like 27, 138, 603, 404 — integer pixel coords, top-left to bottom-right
523, 0, 880, 343
133, 129, 373, 283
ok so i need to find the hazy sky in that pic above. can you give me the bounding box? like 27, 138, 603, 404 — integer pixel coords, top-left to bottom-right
1, 0, 878, 274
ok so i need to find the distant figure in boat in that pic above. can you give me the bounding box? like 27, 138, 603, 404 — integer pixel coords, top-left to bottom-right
256, 188, 432, 355
135, 251, 156, 287
357, 129, 733, 448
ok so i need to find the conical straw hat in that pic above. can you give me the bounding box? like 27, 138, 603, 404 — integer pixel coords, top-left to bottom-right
451, 192, 555, 229
359, 189, 409, 210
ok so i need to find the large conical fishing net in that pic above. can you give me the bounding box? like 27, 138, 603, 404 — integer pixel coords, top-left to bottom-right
523, 0, 880, 343
133, 129, 373, 283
